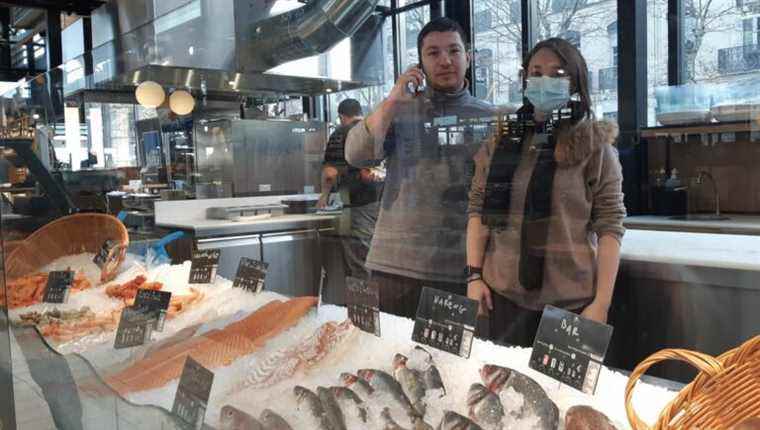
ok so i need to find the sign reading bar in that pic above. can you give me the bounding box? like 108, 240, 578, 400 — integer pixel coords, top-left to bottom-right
172, 356, 214, 430
232, 258, 268, 293
345, 277, 381, 337
412, 287, 478, 358
529, 305, 613, 394
114, 307, 154, 349
43, 271, 74, 304
188, 249, 221, 284
134, 289, 172, 332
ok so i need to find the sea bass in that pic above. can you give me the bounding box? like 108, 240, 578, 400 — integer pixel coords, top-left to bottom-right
329, 386, 369, 423
409, 346, 447, 397
317, 386, 348, 430
259, 409, 293, 430
480, 365, 559, 430
467, 383, 504, 430
219, 405, 263, 430
293, 385, 332, 430
341, 372, 375, 398
393, 354, 428, 415
358, 369, 419, 418
437, 410, 484, 430
565, 405, 617, 430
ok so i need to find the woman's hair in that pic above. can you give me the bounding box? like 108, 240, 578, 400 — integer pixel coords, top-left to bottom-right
522, 38, 593, 119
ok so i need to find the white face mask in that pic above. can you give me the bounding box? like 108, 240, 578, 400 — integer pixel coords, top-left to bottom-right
524, 76, 571, 113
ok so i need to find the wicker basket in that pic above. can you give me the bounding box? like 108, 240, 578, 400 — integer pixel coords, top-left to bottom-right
625, 335, 760, 429
4, 213, 129, 283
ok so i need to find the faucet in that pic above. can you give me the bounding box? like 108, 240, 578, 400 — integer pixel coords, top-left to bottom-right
696, 170, 720, 216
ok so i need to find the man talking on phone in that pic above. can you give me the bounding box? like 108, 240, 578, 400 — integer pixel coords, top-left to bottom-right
345, 17, 494, 318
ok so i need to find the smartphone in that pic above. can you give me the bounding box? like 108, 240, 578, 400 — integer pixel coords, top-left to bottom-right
406, 64, 427, 95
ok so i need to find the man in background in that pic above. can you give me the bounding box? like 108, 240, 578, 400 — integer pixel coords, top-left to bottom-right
318, 98, 383, 280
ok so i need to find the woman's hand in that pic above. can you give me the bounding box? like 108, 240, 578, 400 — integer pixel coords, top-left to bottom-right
581, 300, 610, 324
467, 279, 493, 317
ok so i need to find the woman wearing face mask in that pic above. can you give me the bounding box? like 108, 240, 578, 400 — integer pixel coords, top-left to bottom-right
465, 38, 626, 347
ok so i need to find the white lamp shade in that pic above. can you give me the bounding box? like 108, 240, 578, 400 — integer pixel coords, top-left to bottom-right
170, 90, 195, 115
135, 81, 165, 108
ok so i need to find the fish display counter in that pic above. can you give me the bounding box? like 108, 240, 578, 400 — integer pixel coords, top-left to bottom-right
5, 252, 683, 430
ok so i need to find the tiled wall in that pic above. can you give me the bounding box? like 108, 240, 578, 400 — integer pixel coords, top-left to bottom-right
647, 136, 760, 213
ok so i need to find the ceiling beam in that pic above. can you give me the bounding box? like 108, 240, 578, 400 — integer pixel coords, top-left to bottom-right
0, 1, 105, 16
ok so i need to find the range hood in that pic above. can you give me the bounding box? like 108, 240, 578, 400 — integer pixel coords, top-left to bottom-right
81, 0, 383, 97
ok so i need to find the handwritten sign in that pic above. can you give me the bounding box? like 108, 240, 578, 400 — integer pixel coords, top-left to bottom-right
114, 307, 154, 349
93, 239, 117, 269
188, 249, 221, 284
345, 277, 381, 337
232, 258, 268, 293
529, 305, 613, 394
43, 271, 74, 304
134, 289, 172, 332
412, 287, 478, 358
172, 356, 214, 430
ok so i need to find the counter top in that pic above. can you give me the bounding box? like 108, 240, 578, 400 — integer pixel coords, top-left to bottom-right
157, 213, 338, 238
624, 214, 760, 236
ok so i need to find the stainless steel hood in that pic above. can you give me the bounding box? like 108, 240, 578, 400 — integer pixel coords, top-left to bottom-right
83, 0, 383, 97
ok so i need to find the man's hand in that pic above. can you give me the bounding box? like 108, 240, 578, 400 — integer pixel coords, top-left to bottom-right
317, 193, 330, 209
467, 279, 493, 317
580, 300, 610, 324
387, 66, 426, 106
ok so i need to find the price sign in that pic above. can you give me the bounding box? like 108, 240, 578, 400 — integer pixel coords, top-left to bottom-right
93, 239, 117, 269
345, 277, 380, 337
411, 287, 478, 358
188, 249, 221, 284
134, 289, 172, 332
172, 356, 214, 430
232, 258, 268, 293
43, 271, 74, 304
529, 305, 613, 394
114, 307, 154, 349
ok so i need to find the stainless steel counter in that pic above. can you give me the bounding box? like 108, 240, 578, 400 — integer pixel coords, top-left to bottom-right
157, 213, 338, 238
624, 214, 760, 235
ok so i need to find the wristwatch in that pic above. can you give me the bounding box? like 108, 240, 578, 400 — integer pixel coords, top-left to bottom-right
465, 265, 483, 277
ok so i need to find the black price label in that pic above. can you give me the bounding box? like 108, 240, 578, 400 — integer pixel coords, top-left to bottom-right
189, 249, 221, 284
114, 307, 154, 349
528, 305, 613, 394
134, 289, 172, 332
411, 287, 478, 358
345, 277, 380, 337
43, 271, 74, 304
232, 258, 268, 293
172, 356, 214, 430
93, 239, 117, 269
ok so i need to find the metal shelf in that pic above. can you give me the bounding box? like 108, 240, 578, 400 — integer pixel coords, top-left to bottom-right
641, 120, 757, 138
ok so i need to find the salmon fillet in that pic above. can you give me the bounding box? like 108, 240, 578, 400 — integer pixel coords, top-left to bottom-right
105, 297, 317, 395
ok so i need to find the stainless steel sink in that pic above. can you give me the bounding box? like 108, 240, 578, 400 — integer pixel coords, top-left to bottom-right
668, 214, 731, 221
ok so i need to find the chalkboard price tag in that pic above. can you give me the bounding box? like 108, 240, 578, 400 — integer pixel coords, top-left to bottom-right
114, 307, 154, 349
345, 277, 381, 337
188, 249, 221, 284
93, 239, 117, 269
529, 305, 613, 394
411, 287, 478, 358
232, 258, 268, 293
134, 289, 172, 332
43, 271, 74, 304
172, 356, 214, 430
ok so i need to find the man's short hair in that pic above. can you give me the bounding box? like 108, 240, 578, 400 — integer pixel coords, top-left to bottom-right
337, 98, 362, 117
416, 17, 468, 62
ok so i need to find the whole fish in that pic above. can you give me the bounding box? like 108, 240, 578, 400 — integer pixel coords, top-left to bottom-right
480, 365, 558, 430
341, 372, 375, 398
393, 354, 428, 415
259, 409, 293, 430
410, 347, 446, 396
565, 405, 617, 430
293, 385, 332, 430
219, 405, 263, 430
382, 407, 409, 430
423, 365, 446, 397
358, 369, 419, 419
467, 383, 504, 429
317, 386, 348, 430
437, 411, 484, 430
329, 386, 369, 423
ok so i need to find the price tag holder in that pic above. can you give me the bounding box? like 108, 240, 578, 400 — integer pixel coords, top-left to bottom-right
172, 356, 214, 430
529, 305, 613, 394
411, 287, 478, 358
232, 258, 268, 293
345, 277, 381, 337
188, 249, 221, 284
134, 289, 172, 332
43, 271, 74, 304
93, 239, 117, 269
114, 307, 154, 349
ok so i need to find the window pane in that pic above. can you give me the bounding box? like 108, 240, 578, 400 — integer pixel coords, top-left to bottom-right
398, 5, 430, 72
473, 0, 523, 106
682, 0, 742, 82
647, 0, 668, 126
533, 0, 619, 120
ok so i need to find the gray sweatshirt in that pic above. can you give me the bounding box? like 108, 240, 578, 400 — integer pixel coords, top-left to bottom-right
346, 86, 494, 282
